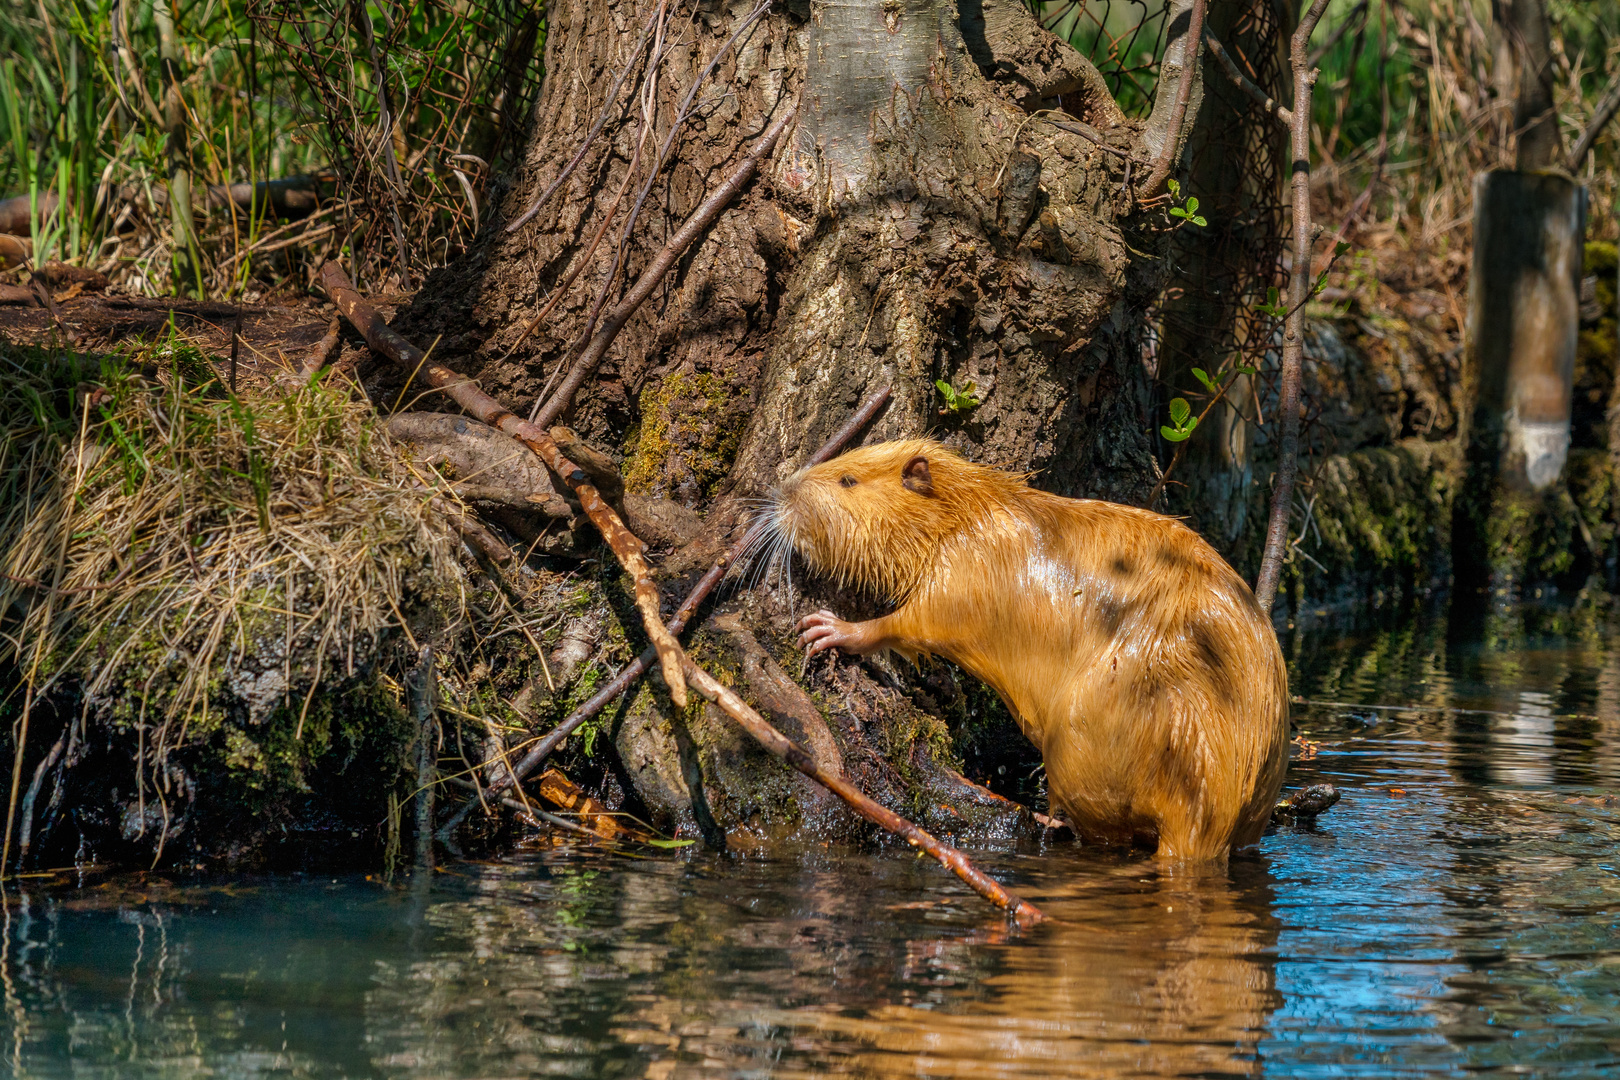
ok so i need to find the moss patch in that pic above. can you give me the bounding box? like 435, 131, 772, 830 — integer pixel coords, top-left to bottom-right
622, 371, 745, 501
1287, 439, 1460, 606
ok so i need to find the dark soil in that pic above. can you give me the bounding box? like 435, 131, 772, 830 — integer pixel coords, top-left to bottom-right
0, 288, 386, 392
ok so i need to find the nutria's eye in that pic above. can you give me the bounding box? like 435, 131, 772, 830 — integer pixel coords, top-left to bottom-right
839, 475, 858, 488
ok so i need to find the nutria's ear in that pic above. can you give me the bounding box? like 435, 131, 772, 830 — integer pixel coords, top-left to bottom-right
902, 456, 934, 497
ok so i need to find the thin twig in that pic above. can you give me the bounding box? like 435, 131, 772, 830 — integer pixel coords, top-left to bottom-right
411, 644, 436, 868
532, 104, 796, 429
1203, 29, 1292, 126
504, 5, 664, 234
1254, 0, 1334, 614
1145, 370, 1244, 508
1568, 67, 1620, 172
1306, 0, 1368, 68
321, 262, 689, 708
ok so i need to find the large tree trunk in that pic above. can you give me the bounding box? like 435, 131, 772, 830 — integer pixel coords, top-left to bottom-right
397, 0, 1205, 837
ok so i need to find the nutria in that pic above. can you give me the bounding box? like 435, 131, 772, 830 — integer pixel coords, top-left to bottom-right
766, 439, 1289, 862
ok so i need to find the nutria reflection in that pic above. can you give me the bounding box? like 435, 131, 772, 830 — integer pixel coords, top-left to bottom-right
753, 859, 1284, 1079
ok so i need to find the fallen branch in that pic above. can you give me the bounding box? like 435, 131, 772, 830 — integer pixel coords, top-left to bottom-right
682, 659, 1044, 926
321, 261, 689, 708
285, 317, 342, 385
436, 387, 892, 836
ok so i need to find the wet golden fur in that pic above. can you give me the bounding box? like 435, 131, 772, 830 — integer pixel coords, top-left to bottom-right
772, 439, 1289, 862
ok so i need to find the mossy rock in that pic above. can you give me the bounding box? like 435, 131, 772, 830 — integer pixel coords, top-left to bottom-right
1290, 439, 1460, 607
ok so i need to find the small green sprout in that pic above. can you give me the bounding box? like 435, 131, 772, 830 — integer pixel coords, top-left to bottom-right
1160, 396, 1198, 442
935, 378, 982, 414
1166, 179, 1207, 227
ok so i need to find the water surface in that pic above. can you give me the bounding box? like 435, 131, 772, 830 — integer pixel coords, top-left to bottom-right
4, 612, 1619, 1078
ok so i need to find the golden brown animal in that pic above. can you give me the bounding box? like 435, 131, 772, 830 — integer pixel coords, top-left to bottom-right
768, 439, 1289, 862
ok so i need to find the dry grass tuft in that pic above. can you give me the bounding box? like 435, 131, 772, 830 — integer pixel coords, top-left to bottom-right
0, 338, 468, 860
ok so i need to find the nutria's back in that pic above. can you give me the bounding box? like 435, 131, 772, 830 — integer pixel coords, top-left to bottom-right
773, 439, 1289, 861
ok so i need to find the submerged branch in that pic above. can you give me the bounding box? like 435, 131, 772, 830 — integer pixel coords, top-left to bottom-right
682, 660, 1045, 927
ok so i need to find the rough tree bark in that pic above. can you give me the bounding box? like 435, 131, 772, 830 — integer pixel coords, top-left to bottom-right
397, 0, 1214, 838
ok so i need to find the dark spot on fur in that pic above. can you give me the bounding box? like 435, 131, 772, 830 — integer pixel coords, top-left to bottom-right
1155, 547, 1193, 573
1190, 619, 1237, 707
1096, 592, 1127, 637
1111, 556, 1135, 576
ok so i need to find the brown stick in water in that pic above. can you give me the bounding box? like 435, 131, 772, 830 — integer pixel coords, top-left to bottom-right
682, 659, 1044, 926
435, 387, 893, 839
320, 261, 689, 708
1252, 0, 1333, 612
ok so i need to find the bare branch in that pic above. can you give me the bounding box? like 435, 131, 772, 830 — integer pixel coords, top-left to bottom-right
530, 104, 797, 429
1203, 29, 1292, 127
1254, 0, 1334, 613
682, 660, 1045, 926
1568, 67, 1620, 172
504, 4, 663, 234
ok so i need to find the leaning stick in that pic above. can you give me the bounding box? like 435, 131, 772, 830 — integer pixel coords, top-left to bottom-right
434, 387, 894, 839
1252, 0, 1333, 612
321, 262, 689, 708
682, 659, 1045, 927
531, 105, 796, 429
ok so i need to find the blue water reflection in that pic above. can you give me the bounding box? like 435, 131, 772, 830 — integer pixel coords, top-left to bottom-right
1, 612, 1617, 1077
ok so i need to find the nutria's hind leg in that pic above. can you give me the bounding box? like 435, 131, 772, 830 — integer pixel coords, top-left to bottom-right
1149, 812, 1236, 864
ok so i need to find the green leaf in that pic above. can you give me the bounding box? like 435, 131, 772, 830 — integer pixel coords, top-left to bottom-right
1161, 425, 1191, 442
1233, 364, 1257, 376
1190, 215, 1207, 227
1168, 206, 1187, 219
1334, 241, 1352, 256
646, 838, 696, 849
1169, 397, 1191, 425
1192, 367, 1217, 393
1184, 196, 1198, 214
1167, 178, 1181, 197
936, 378, 980, 413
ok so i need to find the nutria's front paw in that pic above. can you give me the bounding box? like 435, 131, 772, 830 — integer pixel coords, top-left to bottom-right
796, 610, 876, 656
